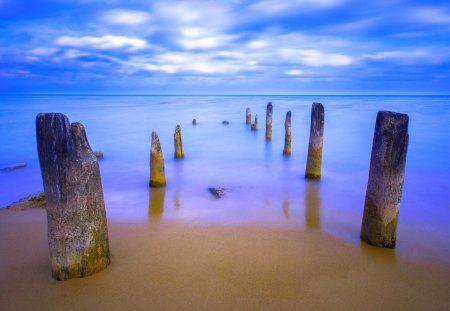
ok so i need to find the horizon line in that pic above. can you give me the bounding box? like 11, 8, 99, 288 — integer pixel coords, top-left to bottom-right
1, 92, 449, 96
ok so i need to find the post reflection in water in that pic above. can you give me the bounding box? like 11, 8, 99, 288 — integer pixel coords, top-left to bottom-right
305, 181, 321, 229
148, 187, 166, 220
282, 196, 290, 219
173, 160, 184, 210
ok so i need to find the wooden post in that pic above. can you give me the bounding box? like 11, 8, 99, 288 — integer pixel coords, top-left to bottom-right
150, 131, 166, 187
36, 113, 110, 281
251, 114, 258, 131
174, 125, 184, 159
246, 108, 251, 124
265, 102, 273, 140
360, 111, 409, 248
305, 103, 324, 179
283, 111, 292, 156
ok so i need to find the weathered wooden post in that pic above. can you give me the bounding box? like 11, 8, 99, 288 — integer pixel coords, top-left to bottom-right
305, 103, 324, 179
265, 102, 273, 140
246, 108, 251, 124
283, 111, 292, 156
174, 125, 184, 159
360, 111, 409, 248
150, 131, 166, 187
251, 114, 258, 131
36, 113, 110, 281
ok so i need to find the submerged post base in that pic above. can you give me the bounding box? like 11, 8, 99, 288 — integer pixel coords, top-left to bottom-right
305, 172, 321, 180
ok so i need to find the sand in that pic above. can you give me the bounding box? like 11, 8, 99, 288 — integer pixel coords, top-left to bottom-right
1, 208, 450, 311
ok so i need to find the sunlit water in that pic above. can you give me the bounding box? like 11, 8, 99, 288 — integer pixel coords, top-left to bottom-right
1, 95, 450, 262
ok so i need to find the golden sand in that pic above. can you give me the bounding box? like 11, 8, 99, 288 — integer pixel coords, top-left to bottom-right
1, 208, 449, 310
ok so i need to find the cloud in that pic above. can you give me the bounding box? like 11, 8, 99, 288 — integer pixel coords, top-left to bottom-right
409, 6, 450, 25
179, 34, 238, 50
363, 49, 430, 63
249, 0, 347, 15
247, 40, 269, 49
326, 17, 379, 32
285, 69, 304, 75
153, 1, 237, 50
123, 51, 259, 75
55, 35, 147, 51
279, 48, 352, 66
30, 47, 58, 56
100, 9, 151, 26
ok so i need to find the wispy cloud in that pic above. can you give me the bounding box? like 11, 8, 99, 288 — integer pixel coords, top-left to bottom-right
123, 51, 259, 75
55, 35, 147, 51
409, 6, 450, 25
285, 69, 304, 75
361, 48, 450, 64
249, 0, 347, 15
279, 48, 352, 66
30, 47, 58, 56
100, 9, 151, 26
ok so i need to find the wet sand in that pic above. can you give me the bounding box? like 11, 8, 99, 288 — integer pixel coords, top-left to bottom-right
1, 208, 450, 311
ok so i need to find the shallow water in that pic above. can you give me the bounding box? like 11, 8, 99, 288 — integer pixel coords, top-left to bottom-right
1, 95, 450, 263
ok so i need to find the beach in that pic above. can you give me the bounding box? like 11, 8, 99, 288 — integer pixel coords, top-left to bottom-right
1, 207, 450, 310
1, 95, 450, 310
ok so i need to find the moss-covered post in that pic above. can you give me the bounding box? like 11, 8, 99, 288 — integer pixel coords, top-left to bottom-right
360, 111, 409, 248
265, 102, 273, 140
251, 114, 258, 131
36, 113, 110, 281
246, 108, 251, 124
305, 103, 324, 179
283, 111, 292, 156
174, 125, 184, 159
150, 131, 166, 187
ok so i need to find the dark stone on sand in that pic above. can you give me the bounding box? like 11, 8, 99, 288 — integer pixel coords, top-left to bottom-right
208, 187, 227, 199
222, 120, 230, 125
36, 113, 110, 281
5, 192, 46, 210
2, 163, 26, 171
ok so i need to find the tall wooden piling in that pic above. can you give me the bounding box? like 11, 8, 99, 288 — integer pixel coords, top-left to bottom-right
283, 111, 292, 156
246, 108, 251, 124
265, 102, 273, 140
36, 113, 110, 281
150, 131, 166, 187
360, 111, 409, 248
174, 125, 184, 159
251, 114, 258, 131
305, 103, 324, 179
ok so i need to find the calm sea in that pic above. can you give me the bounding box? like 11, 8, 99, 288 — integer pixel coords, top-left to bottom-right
1, 95, 449, 260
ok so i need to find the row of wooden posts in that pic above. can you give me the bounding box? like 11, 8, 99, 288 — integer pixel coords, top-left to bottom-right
35, 103, 408, 281
149, 102, 324, 189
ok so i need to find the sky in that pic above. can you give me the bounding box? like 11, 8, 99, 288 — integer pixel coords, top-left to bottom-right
1, 0, 450, 94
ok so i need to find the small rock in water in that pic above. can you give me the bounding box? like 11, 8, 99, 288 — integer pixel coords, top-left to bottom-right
94, 151, 104, 159
208, 187, 227, 199
6, 192, 46, 210
222, 120, 230, 125
192, 118, 197, 125
2, 163, 26, 171
94, 150, 103, 159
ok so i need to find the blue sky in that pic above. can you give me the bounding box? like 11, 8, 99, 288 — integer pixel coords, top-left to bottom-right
1, 0, 450, 94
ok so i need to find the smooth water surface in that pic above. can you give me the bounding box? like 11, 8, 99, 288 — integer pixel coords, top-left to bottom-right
1, 95, 449, 262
